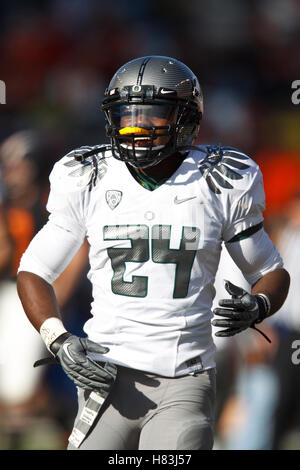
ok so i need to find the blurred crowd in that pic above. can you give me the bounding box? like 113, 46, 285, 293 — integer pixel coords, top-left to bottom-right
0, 0, 299, 450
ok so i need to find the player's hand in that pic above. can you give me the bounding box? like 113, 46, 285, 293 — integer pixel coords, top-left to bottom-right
212, 280, 262, 337
50, 333, 117, 397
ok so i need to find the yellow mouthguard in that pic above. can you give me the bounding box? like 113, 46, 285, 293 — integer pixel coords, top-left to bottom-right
119, 127, 150, 135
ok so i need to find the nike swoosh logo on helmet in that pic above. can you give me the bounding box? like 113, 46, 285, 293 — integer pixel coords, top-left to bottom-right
174, 196, 197, 204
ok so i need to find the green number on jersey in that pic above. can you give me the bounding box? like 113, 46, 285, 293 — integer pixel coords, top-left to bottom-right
152, 225, 199, 298
103, 224, 200, 298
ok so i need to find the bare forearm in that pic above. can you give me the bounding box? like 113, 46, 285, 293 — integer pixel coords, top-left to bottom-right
251, 268, 290, 316
17, 271, 62, 332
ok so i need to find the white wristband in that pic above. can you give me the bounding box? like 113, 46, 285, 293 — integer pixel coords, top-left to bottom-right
40, 317, 68, 352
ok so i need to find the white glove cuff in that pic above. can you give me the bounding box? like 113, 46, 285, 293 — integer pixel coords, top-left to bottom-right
40, 317, 68, 352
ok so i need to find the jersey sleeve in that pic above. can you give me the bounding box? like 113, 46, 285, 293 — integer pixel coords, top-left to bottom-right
225, 228, 284, 286
221, 160, 265, 243
18, 152, 89, 283
199, 147, 283, 285
46, 153, 89, 234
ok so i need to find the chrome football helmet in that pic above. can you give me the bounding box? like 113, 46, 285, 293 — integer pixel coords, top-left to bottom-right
101, 56, 203, 168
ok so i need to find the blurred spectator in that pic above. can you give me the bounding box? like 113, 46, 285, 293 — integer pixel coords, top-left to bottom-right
0, 130, 52, 448
212, 246, 280, 450
0, 130, 52, 271
0, 198, 13, 280
0, 130, 90, 449
266, 193, 300, 449
214, 154, 300, 450
216, 325, 280, 450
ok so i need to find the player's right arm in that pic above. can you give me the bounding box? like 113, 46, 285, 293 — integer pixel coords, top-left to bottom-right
17, 269, 116, 395
17, 152, 87, 333
17, 270, 62, 332
17, 152, 117, 395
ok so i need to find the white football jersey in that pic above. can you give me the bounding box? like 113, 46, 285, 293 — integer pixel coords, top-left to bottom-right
20, 145, 270, 376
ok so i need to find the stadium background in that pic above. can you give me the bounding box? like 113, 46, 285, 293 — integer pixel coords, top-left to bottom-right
0, 0, 299, 450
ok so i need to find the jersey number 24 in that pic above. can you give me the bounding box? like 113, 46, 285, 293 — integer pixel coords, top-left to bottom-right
103, 224, 200, 298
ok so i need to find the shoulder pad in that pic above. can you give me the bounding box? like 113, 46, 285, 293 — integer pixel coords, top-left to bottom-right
59, 145, 110, 190
198, 145, 252, 194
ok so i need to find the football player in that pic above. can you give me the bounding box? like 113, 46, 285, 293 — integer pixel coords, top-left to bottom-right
17, 56, 290, 450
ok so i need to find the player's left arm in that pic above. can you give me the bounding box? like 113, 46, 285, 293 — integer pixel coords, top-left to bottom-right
212, 159, 290, 338
212, 227, 290, 338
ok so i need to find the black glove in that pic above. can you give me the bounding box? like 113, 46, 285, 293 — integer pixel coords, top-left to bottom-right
212, 280, 271, 342
36, 333, 117, 397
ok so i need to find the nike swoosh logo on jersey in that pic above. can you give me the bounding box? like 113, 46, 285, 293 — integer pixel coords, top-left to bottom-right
174, 196, 197, 204
160, 89, 174, 94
